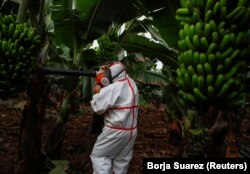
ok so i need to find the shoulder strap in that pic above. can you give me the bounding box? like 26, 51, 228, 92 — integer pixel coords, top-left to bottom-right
112, 68, 125, 80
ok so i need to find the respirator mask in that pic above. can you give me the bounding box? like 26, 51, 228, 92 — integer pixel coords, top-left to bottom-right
95, 62, 125, 87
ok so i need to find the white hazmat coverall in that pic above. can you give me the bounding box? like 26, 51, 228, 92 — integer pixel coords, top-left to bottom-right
90, 62, 139, 174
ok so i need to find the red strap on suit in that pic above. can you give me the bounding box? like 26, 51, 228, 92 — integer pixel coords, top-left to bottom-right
107, 77, 138, 139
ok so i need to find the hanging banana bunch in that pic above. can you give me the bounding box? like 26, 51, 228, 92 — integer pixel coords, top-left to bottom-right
96, 35, 118, 64
0, 14, 41, 97
175, 0, 250, 110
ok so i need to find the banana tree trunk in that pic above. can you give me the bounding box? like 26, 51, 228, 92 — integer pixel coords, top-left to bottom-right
15, 71, 47, 174
16, 0, 31, 23
45, 90, 75, 159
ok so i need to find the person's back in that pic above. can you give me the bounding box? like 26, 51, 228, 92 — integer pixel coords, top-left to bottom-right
90, 62, 139, 174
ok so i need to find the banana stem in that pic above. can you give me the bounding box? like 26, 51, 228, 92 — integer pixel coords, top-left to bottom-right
16, 0, 31, 23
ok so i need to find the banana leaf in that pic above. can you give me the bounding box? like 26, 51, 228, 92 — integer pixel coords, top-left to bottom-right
120, 33, 178, 68
130, 69, 168, 87
51, 0, 139, 56
136, 0, 180, 49
51, 0, 75, 55
122, 55, 169, 90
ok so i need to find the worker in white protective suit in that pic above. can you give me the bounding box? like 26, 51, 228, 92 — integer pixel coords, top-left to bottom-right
90, 61, 139, 174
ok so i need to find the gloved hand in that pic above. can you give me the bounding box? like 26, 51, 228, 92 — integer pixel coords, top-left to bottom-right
100, 65, 109, 71
93, 85, 101, 94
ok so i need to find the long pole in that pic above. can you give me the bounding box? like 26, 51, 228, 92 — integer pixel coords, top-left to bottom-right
37, 65, 96, 77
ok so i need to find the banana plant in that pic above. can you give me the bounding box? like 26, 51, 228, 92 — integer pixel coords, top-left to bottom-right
174, 0, 250, 157
12, 0, 51, 173
13, 0, 140, 173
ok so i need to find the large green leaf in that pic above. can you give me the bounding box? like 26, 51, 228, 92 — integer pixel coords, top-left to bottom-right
131, 70, 168, 86
136, 0, 180, 49
51, 0, 75, 53
120, 33, 178, 68
50, 0, 140, 64
75, 0, 139, 42
148, 0, 180, 49
125, 59, 169, 86
121, 18, 169, 48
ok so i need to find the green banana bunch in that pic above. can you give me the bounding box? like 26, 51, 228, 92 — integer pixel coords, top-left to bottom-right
96, 35, 118, 62
175, 0, 250, 110
0, 14, 41, 97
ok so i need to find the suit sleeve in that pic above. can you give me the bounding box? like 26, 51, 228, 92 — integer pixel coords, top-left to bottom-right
90, 84, 119, 115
